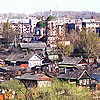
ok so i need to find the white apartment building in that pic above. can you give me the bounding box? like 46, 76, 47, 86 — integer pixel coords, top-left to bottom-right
82, 19, 100, 32
47, 18, 69, 47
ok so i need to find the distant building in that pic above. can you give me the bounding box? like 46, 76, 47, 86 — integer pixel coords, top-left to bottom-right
16, 73, 52, 88
82, 19, 100, 33
10, 19, 32, 37
28, 54, 43, 68
19, 42, 46, 50
66, 23, 75, 32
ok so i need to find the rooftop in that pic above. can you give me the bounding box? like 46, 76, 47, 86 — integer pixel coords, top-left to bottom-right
16, 73, 52, 81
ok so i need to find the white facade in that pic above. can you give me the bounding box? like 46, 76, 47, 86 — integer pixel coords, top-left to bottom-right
82, 19, 98, 32
37, 81, 51, 87
74, 18, 100, 32
28, 54, 43, 68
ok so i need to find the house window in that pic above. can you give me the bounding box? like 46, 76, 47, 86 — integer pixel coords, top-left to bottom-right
86, 79, 89, 85
79, 80, 83, 85
91, 80, 96, 84
82, 79, 87, 85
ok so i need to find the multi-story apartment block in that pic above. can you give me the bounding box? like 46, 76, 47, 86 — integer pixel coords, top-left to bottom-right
47, 20, 58, 47
47, 17, 70, 47
9, 19, 32, 36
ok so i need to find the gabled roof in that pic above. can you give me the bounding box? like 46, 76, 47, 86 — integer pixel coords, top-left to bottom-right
16, 73, 52, 81
78, 70, 92, 80
29, 54, 44, 61
57, 69, 94, 80
5, 50, 26, 61
6, 50, 44, 62
59, 57, 86, 65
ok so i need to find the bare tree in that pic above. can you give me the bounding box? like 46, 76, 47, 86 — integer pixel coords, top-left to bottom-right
78, 29, 99, 57
3, 20, 19, 43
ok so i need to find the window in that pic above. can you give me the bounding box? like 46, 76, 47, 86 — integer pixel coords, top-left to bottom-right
79, 80, 83, 85
87, 79, 89, 85
82, 79, 87, 85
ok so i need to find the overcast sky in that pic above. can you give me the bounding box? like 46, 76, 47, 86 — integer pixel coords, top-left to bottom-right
0, 0, 99, 13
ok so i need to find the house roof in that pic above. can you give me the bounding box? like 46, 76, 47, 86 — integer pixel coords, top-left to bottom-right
29, 54, 44, 61
5, 49, 45, 63
57, 69, 94, 80
19, 42, 46, 49
42, 57, 52, 64
78, 70, 92, 80
59, 57, 85, 65
91, 73, 100, 82
59, 64, 77, 68
5, 50, 26, 61
0, 51, 10, 60
16, 73, 52, 81
20, 64, 28, 68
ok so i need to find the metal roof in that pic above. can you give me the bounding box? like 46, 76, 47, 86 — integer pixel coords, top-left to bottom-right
59, 57, 83, 65
19, 42, 46, 49
16, 73, 52, 81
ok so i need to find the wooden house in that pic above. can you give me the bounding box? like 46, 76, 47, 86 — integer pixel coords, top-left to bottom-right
59, 57, 88, 67
77, 70, 96, 87
5, 50, 28, 66
58, 57, 88, 74
5, 50, 45, 69
57, 70, 96, 88
16, 73, 52, 88
28, 54, 44, 68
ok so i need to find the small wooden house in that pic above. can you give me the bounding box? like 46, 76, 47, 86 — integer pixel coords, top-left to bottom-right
77, 70, 96, 87
28, 54, 43, 68
59, 57, 88, 67
16, 73, 52, 88
57, 70, 96, 88
5, 51, 45, 69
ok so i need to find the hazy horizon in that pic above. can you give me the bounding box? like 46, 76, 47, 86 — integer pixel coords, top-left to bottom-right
0, 0, 99, 14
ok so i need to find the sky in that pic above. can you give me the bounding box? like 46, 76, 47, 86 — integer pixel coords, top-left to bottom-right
0, 0, 99, 14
